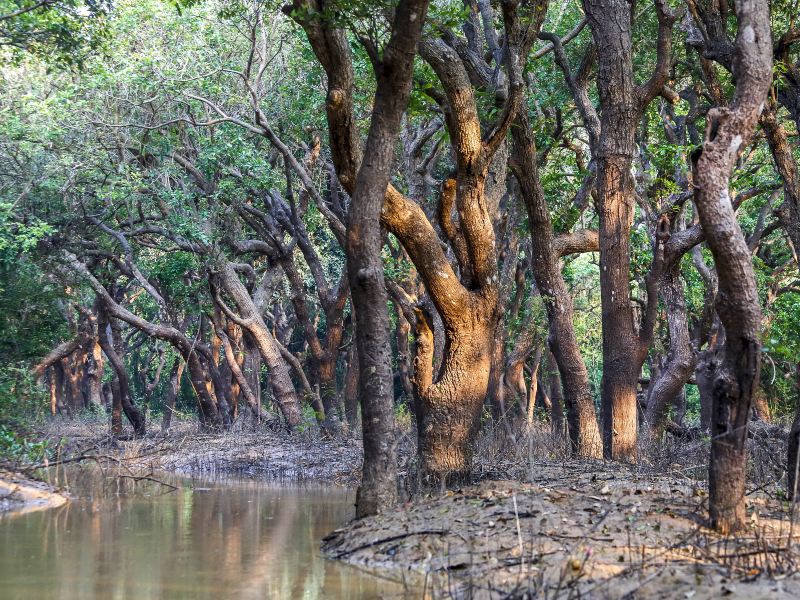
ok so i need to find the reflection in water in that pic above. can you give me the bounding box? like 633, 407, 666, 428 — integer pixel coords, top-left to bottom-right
0, 472, 418, 599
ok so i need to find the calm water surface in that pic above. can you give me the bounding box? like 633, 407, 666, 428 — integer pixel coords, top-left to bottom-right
0, 471, 418, 599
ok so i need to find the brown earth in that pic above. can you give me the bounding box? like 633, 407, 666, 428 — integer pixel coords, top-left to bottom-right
323, 460, 800, 599
38, 419, 366, 485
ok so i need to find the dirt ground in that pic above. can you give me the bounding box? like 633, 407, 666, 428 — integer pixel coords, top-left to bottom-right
38, 419, 365, 485
323, 460, 800, 599
0, 469, 68, 517
19, 418, 800, 598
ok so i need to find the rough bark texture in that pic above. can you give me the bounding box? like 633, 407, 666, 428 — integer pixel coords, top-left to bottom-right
216, 262, 302, 430
290, 0, 543, 487
690, 0, 772, 533
510, 109, 602, 458
583, 0, 677, 460
645, 266, 697, 434
344, 0, 430, 516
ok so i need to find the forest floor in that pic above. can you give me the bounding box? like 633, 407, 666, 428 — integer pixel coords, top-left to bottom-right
321, 423, 800, 598
37, 418, 366, 485
23, 417, 800, 598
0, 469, 68, 517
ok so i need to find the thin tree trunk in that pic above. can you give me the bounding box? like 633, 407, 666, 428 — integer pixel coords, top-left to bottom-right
217, 262, 302, 430
97, 310, 146, 436
161, 357, 184, 432
343, 343, 359, 430
510, 109, 602, 458
646, 266, 698, 434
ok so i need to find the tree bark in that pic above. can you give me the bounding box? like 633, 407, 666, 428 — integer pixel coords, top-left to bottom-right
161, 357, 184, 432
344, 0, 430, 517
645, 265, 698, 434
583, 0, 677, 460
510, 108, 602, 458
216, 262, 302, 430
97, 309, 146, 437
689, 0, 772, 533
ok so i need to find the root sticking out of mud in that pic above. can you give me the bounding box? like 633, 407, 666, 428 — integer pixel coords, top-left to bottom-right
323, 460, 800, 599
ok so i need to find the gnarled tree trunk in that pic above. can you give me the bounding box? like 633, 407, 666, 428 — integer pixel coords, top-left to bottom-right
690, 0, 772, 533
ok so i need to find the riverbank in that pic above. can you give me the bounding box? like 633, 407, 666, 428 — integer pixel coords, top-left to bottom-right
323, 459, 800, 598
37, 419, 367, 485
0, 469, 68, 517
22, 418, 800, 598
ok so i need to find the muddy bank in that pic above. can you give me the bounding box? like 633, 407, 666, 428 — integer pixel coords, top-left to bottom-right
40, 420, 365, 485
323, 460, 800, 599
0, 470, 68, 517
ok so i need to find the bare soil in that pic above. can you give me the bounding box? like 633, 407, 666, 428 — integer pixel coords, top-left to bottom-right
38, 419, 365, 485
323, 460, 800, 598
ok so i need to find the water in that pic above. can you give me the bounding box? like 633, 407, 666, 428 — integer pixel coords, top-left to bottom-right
0, 471, 419, 599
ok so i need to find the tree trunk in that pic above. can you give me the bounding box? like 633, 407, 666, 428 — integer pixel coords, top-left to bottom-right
789, 365, 800, 501
87, 339, 105, 410
395, 304, 414, 405
414, 306, 497, 485
646, 266, 698, 434
98, 310, 146, 436
217, 262, 302, 430
161, 357, 184, 432
334, 0, 430, 516
510, 109, 602, 458
343, 343, 359, 430
690, 0, 771, 533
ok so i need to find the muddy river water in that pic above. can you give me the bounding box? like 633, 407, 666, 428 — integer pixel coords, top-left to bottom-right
0, 471, 418, 599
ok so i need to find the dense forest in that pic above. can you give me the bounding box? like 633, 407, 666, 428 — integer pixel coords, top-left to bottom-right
2, 0, 800, 587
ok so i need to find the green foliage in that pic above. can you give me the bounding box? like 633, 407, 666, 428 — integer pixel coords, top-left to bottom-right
0, 0, 111, 67
0, 424, 50, 464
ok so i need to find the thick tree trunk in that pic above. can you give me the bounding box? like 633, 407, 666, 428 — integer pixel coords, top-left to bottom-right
414, 303, 497, 485
584, 0, 641, 462
596, 154, 640, 461
583, 0, 676, 460
343, 0, 430, 516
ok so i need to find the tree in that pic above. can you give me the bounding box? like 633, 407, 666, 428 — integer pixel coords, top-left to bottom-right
689, 0, 772, 533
